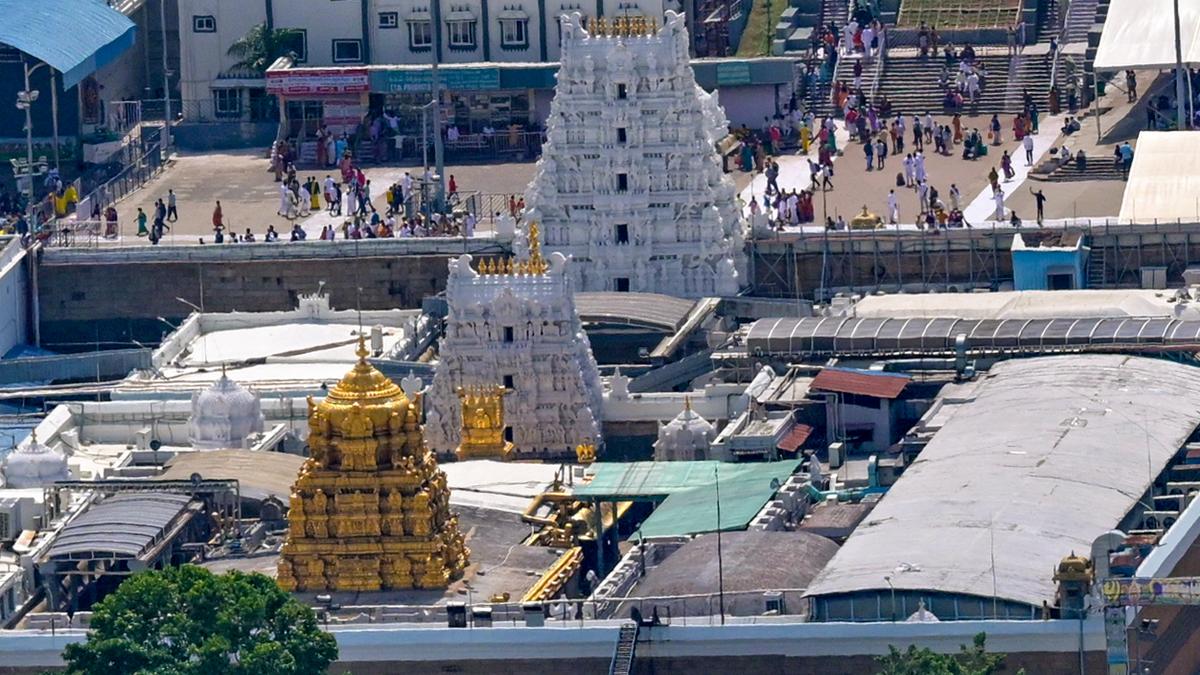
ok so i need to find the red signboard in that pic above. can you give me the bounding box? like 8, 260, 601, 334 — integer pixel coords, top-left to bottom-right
266, 68, 370, 96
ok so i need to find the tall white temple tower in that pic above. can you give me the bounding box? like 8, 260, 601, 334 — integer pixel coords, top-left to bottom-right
424, 226, 604, 460
523, 11, 746, 298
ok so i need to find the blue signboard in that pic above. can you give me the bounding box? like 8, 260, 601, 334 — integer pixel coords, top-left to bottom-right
377, 68, 502, 93
715, 62, 752, 86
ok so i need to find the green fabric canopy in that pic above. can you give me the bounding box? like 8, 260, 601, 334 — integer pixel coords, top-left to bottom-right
574, 461, 801, 538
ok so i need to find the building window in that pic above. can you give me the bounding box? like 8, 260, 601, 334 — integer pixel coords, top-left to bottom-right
614, 278, 630, 292
212, 88, 241, 118
379, 11, 399, 28
408, 20, 432, 49
617, 83, 628, 99
332, 39, 363, 63
617, 127, 627, 143
614, 223, 629, 243
192, 15, 216, 32
280, 29, 307, 63
503, 326, 515, 343
503, 374, 514, 388
448, 20, 477, 49
500, 19, 528, 48
617, 173, 628, 192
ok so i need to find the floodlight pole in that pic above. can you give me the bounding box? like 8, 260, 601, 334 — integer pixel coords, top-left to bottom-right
1173, 0, 1186, 129
714, 463, 725, 625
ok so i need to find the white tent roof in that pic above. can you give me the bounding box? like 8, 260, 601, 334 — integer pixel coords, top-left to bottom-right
1118, 131, 1200, 222
1093, 0, 1200, 71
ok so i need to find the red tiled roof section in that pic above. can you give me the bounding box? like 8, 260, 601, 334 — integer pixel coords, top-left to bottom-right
810, 368, 910, 400
777, 423, 813, 453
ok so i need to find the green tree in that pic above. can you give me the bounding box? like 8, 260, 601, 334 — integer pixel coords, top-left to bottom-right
875, 633, 1023, 675
226, 23, 305, 73
63, 565, 337, 675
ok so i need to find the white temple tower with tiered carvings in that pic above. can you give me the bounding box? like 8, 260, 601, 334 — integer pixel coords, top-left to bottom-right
522, 11, 746, 298
423, 227, 603, 460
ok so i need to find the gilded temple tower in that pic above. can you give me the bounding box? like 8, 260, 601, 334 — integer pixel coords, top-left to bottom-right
277, 338, 468, 592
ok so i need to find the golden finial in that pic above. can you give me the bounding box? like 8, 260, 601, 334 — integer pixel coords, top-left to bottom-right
355, 334, 369, 362
505, 258, 515, 274
527, 222, 547, 275
595, 16, 607, 36
575, 443, 596, 465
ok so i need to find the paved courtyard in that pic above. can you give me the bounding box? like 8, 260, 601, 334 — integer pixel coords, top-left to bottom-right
113, 152, 536, 245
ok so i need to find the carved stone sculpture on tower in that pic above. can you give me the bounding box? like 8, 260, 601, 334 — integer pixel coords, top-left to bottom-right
425, 225, 603, 460
525, 11, 746, 297
277, 337, 469, 593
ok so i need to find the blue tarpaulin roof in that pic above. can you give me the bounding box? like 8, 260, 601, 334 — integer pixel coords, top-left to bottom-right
0, 1, 137, 89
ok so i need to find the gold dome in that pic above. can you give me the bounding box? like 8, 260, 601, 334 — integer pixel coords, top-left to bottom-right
325, 337, 407, 407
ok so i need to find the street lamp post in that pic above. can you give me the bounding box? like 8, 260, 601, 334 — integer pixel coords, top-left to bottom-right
18, 55, 49, 236
160, 0, 172, 156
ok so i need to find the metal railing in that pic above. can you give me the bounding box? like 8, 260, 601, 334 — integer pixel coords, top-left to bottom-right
75, 142, 164, 223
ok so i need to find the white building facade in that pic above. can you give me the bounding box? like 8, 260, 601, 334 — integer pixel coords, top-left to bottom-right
176, 0, 666, 122
423, 248, 603, 459
523, 11, 746, 297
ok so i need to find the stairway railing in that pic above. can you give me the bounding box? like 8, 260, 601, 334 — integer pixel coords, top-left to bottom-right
608, 622, 640, 675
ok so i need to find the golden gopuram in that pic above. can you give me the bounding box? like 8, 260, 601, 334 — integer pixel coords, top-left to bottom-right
277, 337, 468, 592
454, 384, 513, 460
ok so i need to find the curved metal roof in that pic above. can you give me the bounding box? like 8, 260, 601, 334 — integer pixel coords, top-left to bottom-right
574, 292, 698, 331
805, 355, 1200, 609
0, 2, 136, 89
46, 493, 192, 560
745, 316, 1200, 356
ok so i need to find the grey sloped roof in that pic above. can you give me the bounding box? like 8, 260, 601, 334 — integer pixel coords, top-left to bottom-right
574, 292, 698, 331
805, 355, 1200, 609
47, 493, 192, 559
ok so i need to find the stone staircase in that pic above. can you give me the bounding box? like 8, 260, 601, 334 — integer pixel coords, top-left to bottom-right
1062, 0, 1101, 45
774, 0, 824, 55
1035, 157, 1126, 183
874, 52, 1055, 115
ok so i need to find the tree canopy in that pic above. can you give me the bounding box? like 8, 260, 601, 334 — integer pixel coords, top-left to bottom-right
63, 565, 337, 675
875, 633, 1023, 675
226, 23, 305, 73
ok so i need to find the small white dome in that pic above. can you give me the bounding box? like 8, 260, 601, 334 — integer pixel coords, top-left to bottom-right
654, 398, 716, 461
189, 374, 264, 450
2, 431, 70, 488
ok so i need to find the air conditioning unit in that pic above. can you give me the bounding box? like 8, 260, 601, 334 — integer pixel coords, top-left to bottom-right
134, 427, 155, 451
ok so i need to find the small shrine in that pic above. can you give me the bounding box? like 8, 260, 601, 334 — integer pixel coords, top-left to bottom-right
653, 397, 717, 461
188, 371, 264, 450
1, 431, 70, 489
277, 338, 468, 592
850, 206, 883, 230
454, 384, 513, 460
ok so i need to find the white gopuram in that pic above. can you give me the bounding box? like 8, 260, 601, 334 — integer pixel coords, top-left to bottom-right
653, 398, 717, 461
522, 11, 746, 298
424, 226, 603, 459
188, 373, 265, 450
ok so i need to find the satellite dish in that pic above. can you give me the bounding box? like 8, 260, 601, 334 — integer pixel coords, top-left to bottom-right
149, 439, 162, 451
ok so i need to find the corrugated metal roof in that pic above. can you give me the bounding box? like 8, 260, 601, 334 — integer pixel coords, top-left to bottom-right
810, 367, 909, 399
574, 292, 698, 331
0, 1, 136, 89
161, 450, 305, 503
777, 424, 813, 453
46, 493, 192, 559
805, 355, 1200, 610
573, 461, 801, 538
